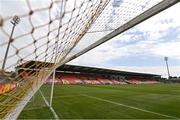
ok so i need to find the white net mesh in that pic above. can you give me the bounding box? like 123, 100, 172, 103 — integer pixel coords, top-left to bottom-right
0, 0, 110, 118
68, 0, 164, 56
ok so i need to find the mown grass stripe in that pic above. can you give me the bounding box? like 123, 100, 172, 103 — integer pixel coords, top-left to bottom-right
82, 94, 179, 119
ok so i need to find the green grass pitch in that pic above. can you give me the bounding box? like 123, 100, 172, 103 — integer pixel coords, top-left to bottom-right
18, 84, 180, 119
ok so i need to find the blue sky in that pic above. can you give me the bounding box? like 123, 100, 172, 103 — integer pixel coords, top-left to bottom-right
69, 3, 180, 78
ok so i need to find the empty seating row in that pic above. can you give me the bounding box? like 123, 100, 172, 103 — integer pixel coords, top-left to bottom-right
43, 73, 159, 85
0, 83, 17, 95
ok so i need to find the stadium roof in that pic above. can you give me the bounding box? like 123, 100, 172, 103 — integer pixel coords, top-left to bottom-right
16, 61, 161, 78
57, 64, 160, 78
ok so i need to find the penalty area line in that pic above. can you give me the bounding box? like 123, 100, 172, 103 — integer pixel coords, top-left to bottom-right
82, 94, 179, 119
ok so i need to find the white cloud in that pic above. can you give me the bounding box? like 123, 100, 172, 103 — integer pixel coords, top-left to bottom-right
112, 66, 180, 78
137, 3, 180, 33
150, 42, 180, 59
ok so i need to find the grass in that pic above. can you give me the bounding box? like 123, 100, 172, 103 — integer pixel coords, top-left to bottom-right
18, 83, 180, 119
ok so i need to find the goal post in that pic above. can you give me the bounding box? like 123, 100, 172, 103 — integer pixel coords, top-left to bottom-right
50, 70, 55, 108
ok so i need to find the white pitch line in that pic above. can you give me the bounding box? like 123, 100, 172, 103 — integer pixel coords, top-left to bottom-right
53, 94, 83, 98
39, 90, 50, 107
82, 94, 179, 119
50, 106, 60, 120
39, 90, 60, 119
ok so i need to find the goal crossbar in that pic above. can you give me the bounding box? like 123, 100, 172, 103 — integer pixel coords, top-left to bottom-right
64, 0, 179, 64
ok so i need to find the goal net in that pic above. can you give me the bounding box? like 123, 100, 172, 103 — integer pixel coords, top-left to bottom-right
0, 0, 178, 119
0, 0, 110, 119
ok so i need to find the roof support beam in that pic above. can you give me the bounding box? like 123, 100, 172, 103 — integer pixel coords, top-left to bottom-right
59, 0, 179, 67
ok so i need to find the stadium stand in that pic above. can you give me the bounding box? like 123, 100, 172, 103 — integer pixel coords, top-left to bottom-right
16, 61, 160, 85
0, 71, 18, 95
0, 82, 17, 95
60, 73, 84, 84
44, 73, 160, 85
